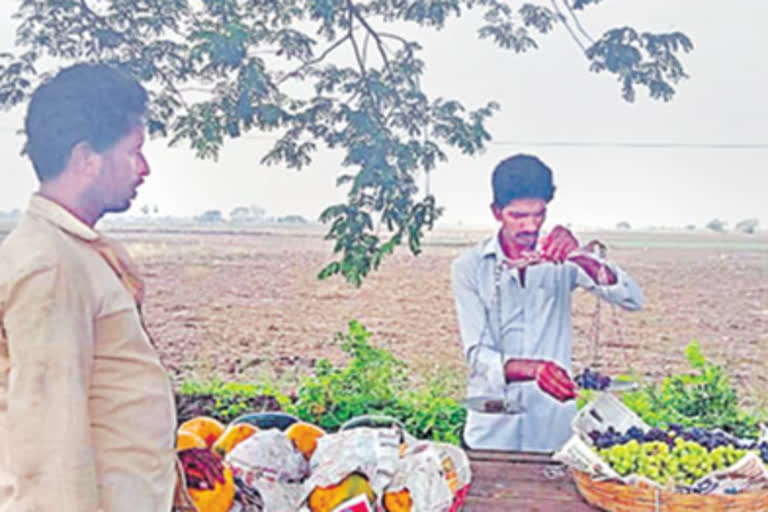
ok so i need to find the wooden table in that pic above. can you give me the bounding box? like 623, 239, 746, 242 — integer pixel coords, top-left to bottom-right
464, 450, 598, 511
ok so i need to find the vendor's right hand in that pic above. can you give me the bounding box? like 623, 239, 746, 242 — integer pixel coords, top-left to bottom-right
534, 361, 577, 402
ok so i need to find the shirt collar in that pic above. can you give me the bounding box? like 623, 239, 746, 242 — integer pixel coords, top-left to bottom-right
26, 194, 100, 242
482, 232, 504, 260
482, 232, 526, 284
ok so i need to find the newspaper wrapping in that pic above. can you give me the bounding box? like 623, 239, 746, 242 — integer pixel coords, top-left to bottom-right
233, 477, 304, 512
691, 453, 768, 495
301, 427, 401, 494
384, 441, 471, 512
553, 435, 622, 481
227, 429, 310, 485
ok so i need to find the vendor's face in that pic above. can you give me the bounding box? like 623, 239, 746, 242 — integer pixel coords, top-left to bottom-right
492, 197, 547, 252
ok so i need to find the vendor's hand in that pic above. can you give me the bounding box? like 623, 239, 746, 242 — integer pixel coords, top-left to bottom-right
504, 359, 576, 401
540, 225, 579, 263
178, 448, 226, 490
567, 253, 617, 286
510, 250, 545, 269
534, 361, 577, 402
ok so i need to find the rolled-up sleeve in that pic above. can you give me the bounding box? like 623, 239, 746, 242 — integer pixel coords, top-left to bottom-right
568, 257, 645, 311
451, 258, 507, 390
3, 263, 101, 512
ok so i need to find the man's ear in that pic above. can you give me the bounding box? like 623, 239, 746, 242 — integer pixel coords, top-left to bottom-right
68, 141, 103, 180
491, 203, 502, 222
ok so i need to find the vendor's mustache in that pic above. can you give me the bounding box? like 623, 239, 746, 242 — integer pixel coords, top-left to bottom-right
514, 231, 539, 247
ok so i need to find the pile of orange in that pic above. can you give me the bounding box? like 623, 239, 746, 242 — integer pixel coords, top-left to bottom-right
175, 417, 448, 512
176, 416, 332, 511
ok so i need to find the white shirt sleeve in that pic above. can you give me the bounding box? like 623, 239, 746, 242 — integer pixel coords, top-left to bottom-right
568, 256, 645, 311
451, 257, 508, 390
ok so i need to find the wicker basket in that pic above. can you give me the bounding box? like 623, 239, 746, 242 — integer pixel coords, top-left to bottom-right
571, 469, 768, 512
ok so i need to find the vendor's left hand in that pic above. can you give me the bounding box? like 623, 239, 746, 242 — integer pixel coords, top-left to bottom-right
534, 361, 578, 402
178, 447, 227, 490
540, 225, 579, 263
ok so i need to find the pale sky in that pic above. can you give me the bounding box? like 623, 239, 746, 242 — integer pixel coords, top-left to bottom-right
0, 0, 766, 230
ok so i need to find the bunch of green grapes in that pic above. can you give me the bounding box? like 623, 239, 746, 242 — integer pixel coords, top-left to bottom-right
599, 438, 748, 487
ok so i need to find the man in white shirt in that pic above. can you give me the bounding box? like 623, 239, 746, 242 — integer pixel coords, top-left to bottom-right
451, 154, 645, 452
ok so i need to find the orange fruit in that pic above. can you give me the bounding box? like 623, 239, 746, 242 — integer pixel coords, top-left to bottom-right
212, 423, 258, 458
307, 473, 375, 512
188, 464, 236, 512
285, 422, 326, 460
179, 416, 225, 448
176, 430, 207, 451
383, 489, 413, 512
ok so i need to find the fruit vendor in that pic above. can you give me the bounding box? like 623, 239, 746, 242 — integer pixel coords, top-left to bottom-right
0, 64, 222, 511
451, 154, 645, 452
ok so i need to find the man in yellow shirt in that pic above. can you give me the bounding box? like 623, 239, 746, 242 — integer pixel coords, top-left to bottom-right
0, 64, 221, 511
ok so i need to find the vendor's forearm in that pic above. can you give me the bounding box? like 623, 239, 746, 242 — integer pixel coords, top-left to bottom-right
568, 254, 617, 285
504, 358, 540, 382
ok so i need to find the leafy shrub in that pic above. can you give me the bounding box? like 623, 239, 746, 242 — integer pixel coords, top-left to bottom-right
621, 342, 764, 439
177, 320, 466, 444
287, 320, 466, 444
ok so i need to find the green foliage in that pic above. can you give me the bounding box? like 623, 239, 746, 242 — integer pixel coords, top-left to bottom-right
287, 320, 467, 444
621, 342, 763, 439
587, 28, 693, 102
1, 1, 692, 284
176, 320, 466, 443
176, 379, 291, 423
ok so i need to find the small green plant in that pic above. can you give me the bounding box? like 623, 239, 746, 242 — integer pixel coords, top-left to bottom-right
621, 341, 763, 438
286, 320, 466, 443
176, 320, 467, 444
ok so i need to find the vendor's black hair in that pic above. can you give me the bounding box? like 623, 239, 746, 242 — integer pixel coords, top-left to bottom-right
491, 154, 556, 207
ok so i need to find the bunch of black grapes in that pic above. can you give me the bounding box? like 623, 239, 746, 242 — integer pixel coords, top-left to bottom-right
575, 367, 611, 390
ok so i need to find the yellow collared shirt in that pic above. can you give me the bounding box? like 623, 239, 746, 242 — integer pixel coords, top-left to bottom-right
0, 195, 176, 512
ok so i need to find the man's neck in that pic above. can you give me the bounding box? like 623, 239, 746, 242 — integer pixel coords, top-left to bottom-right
38, 184, 101, 227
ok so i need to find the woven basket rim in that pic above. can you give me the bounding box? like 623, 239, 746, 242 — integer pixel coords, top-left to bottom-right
571, 468, 768, 512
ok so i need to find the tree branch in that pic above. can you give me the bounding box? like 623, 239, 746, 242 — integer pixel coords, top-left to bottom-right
348, 3, 395, 78
362, 31, 371, 65
347, 4, 367, 79
79, 0, 107, 25
563, 0, 595, 44
379, 32, 411, 50
346, 0, 384, 118
177, 86, 217, 94
278, 34, 351, 84
550, 0, 587, 53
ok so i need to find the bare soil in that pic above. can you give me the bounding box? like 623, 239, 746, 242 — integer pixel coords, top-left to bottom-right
106, 225, 768, 406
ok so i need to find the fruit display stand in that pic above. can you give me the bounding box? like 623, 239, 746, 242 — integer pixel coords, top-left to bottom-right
465, 450, 768, 512
464, 450, 595, 511
552, 393, 768, 512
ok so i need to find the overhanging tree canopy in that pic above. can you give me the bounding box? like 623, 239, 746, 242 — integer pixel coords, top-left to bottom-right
0, 0, 692, 285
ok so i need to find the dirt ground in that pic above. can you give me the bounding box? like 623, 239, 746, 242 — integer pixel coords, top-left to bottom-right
2, 222, 765, 403
99, 225, 768, 406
